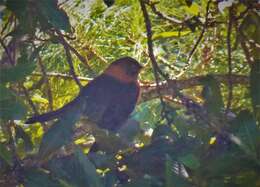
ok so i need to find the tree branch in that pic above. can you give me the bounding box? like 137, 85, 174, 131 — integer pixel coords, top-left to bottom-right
177, 0, 211, 78
37, 56, 54, 111
149, 1, 183, 25
56, 31, 83, 89
140, 74, 249, 102
226, 7, 233, 112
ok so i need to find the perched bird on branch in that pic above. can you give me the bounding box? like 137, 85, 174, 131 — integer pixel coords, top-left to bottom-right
26, 57, 142, 131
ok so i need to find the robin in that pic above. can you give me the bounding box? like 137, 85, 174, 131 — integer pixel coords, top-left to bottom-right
26, 57, 142, 131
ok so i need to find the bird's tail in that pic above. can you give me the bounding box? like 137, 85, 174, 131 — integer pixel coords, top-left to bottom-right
25, 96, 81, 124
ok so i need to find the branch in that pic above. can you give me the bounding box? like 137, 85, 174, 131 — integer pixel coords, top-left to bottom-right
31, 72, 248, 103
139, 0, 168, 81
149, 2, 183, 25
140, 0, 172, 123
140, 74, 249, 102
19, 84, 39, 115
38, 56, 53, 111
56, 31, 83, 89
226, 7, 233, 112
62, 38, 94, 74
177, 0, 212, 78
32, 72, 91, 81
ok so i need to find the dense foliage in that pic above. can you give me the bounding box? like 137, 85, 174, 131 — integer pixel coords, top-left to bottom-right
0, 0, 260, 186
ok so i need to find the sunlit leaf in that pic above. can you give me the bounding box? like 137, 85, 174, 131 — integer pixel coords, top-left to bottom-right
15, 125, 33, 152
183, 2, 200, 15
31, 94, 49, 104
239, 12, 260, 45
153, 31, 191, 40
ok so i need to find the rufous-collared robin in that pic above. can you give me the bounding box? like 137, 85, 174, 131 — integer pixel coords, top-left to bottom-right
26, 57, 142, 131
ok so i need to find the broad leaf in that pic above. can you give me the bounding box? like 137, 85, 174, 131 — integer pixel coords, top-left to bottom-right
0, 143, 13, 166
38, 0, 71, 32
0, 51, 36, 83
0, 85, 16, 101
231, 111, 260, 157
178, 153, 200, 170
15, 125, 33, 152
0, 99, 27, 120
153, 31, 191, 40
38, 114, 78, 160
201, 75, 224, 115
24, 169, 64, 187
48, 148, 102, 187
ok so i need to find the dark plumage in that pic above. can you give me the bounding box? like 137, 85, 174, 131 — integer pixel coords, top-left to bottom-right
26, 57, 142, 131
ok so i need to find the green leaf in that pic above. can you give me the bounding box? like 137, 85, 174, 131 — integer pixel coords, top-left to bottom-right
38, 0, 71, 32
0, 51, 36, 83
31, 94, 49, 104
0, 143, 13, 166
75, 148, 103, 187
6, 0, 27, 17
208, 180, 227, 187
239, 12, 260, 45
38, 113, 78, 160
183, 3, 200, 15
165, 154, 191, 187
0, 85, 16, 101
153, 30, 191, 40
250, 60, 260, 122
201, 75, 224, 115
48, 148, 103, 187
0, 99, 27, 120
231, 111, 259, 157
24, 169, 64, 187
15, 125, 33, 152
178, 153, 200, 170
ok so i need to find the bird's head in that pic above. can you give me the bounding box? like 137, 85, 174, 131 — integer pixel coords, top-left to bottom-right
104, 57, 143, 83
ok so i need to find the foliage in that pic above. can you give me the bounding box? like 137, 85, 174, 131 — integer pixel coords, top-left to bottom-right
0, 0, 260, 186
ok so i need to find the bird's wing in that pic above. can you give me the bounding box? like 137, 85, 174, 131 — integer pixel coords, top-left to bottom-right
97, 82, 140, 131
80, 74, 117, 123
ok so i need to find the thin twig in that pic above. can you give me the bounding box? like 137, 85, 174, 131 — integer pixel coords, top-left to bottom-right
177, 0, 212, 78
140, 0, 177, 124
20, 83, 39, 115
141, 74, 249, 102
139, 0, 168, 80
0, 38, 14, 65
1, 14, 14, 36
226, 7, 233, 112
38, 56, 53, 111
149, 2, 183, 25
32, 72, 91, 81
56, 30, 83, 89
66, 42, 95, 74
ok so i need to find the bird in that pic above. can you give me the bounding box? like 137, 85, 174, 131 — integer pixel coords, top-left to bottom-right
26, 57, 142, 132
